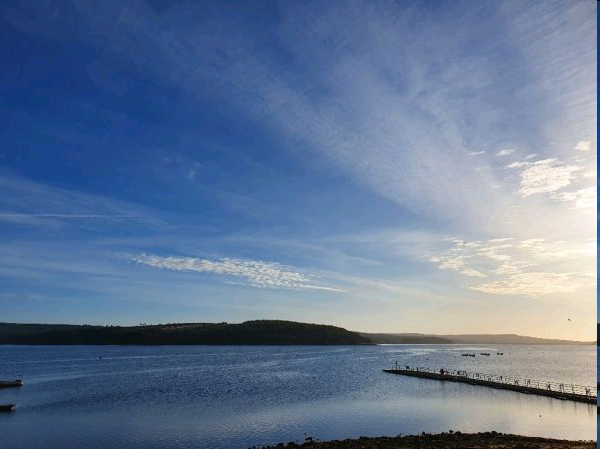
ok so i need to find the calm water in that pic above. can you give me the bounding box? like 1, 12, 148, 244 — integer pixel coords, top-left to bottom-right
0, 345, 596, 448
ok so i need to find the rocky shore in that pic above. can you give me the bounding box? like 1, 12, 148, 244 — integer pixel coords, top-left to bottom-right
257, 432, 595, 449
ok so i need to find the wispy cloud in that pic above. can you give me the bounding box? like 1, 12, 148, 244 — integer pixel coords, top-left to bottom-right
550, 187, 596, 210
187, 162, 201, 181
499, 1, 596, 152
0, 213, 147, 219
518, 237, 596, 259
510, 158, 582, 197
437, 257, 466, 270
582, 170, 596, 178
459, 267, 487, 278
0, 172, 165, 230
469, 272, 595, 297
7, 0, 593, 238
39, 0, 523, 230
428, 236, 596, 298
496, 149, 515, 157
131, 253, 344, 292
575, 140, 591, 151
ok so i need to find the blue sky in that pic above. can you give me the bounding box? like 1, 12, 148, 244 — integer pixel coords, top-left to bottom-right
0, 0, 596, 339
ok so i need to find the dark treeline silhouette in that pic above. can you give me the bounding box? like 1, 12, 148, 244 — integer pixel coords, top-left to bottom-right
0, 321, 593, 345
0, 320, 372, 345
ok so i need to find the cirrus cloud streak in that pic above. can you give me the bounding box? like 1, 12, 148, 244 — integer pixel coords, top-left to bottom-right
131, 253, 344, 292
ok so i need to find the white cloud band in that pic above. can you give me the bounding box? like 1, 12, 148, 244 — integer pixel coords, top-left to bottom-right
131, 253, 344, 292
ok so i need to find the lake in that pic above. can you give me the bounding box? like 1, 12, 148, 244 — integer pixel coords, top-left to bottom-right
0, 344, 596, 448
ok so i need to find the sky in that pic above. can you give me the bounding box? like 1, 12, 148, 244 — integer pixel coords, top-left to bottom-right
0, 0, 596, 340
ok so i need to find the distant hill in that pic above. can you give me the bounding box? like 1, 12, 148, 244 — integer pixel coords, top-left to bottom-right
360, 333, 453, 344
0, 321, 592, 345
0, 320, 372, 345
436, 334, 595, 345
361, 332, 594, 345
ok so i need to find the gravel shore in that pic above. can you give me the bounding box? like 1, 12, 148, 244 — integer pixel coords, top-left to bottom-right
256, 432, 595, 449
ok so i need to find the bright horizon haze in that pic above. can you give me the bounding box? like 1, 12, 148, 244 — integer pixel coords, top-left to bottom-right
0, 0, 596, 340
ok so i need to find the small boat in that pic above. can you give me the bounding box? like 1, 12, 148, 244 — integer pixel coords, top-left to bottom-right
480, 353, 490, 356
0, 404, 16, 412
496, 352, 504, 355
0, 379, 23, 388
461, 353, 475, 357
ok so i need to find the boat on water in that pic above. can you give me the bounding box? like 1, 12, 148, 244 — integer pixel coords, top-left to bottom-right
0, 404, 16, 412
480, 353, 490, 356
0, 379, 23, 388
497, 352, 504, 355
461, 353, 476, 357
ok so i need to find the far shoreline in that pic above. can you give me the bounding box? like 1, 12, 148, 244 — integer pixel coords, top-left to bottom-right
257, 431, 596, 449
0, 321, 595, 345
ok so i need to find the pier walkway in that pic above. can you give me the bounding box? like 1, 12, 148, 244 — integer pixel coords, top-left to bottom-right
383, 365, 597, 404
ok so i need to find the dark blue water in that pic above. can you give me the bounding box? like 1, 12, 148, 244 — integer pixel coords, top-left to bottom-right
0, 345, 595, 448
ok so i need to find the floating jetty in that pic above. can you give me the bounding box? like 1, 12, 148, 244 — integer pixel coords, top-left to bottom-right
383, 366, 597, 404
0, 379, 22, 388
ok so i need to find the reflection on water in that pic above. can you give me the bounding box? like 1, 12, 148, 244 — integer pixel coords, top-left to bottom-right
0, 345, 596, 449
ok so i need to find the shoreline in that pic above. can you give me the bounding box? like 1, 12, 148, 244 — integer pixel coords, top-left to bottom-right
257, 432, 597, 449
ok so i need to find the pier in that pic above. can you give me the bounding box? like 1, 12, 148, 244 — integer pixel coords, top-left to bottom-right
383, 365, 597, 404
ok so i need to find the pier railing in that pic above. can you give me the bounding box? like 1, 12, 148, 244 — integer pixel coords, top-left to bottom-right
388, 364, 597, 400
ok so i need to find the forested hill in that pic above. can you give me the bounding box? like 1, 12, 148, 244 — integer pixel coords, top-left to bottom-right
0, 320, 372, 345
0, 321, 592, 345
